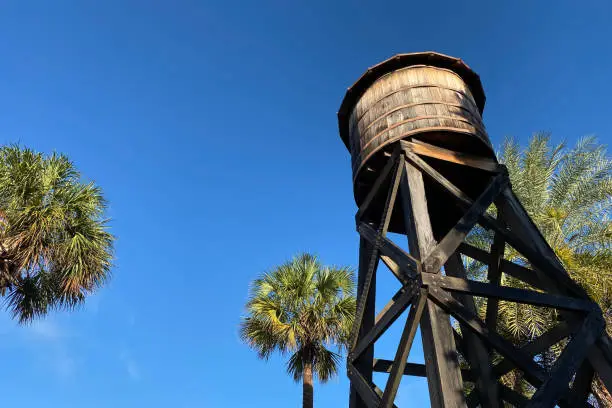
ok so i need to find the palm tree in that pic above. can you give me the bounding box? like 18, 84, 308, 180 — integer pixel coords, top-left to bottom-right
240, 253, 356, 408
467, 134, 611, 404
0, 145, 114, 323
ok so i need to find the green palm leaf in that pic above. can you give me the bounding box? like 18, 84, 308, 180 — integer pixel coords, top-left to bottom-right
468, 134, 611, 404
240, 253, 355, 407
0, 145, 114, 323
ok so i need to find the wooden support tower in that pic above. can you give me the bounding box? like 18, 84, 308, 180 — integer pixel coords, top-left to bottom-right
337, 52, 612, 407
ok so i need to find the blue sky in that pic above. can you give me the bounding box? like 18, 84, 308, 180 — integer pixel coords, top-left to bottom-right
0, 1, 610, 407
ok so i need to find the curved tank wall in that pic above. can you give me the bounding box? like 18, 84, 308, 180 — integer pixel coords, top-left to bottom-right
337, 52, 497, 236
338, 52, 495, 209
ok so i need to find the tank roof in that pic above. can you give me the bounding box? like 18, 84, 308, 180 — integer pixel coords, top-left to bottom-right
337, 51, 486, 150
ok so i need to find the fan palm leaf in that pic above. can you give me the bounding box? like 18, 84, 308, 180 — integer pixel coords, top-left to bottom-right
240, 253, 355, 408
0, 145, 114, 323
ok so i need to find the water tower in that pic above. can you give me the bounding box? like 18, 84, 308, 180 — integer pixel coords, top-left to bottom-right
337, 52, 612, 407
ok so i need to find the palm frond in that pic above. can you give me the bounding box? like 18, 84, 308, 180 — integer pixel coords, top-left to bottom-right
241, 253, 355, 384
312, 345, 340, 383
0, 145, 114, 322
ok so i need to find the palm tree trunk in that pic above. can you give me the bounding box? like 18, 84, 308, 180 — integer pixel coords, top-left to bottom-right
303, 360, 314, 408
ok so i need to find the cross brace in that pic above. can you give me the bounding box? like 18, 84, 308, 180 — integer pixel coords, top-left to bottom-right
348, 142, 611, 408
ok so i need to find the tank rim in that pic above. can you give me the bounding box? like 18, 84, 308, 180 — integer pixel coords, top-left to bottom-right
337, 51, 486, 151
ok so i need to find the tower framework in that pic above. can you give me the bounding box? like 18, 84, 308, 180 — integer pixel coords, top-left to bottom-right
337, 52, 612, 407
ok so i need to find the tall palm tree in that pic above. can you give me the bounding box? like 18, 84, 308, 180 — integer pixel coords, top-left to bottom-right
0, 145, 114, 323
468, 134, 611, 404
240, 253, 355, 408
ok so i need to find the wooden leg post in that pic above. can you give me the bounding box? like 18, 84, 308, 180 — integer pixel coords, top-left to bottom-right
399, 158, 465, 408
345, 144, 612, 407
350, 238, 377, 408
445, 253, 500, 408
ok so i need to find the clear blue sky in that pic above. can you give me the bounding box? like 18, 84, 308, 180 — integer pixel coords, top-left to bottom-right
0, 1, 610, 407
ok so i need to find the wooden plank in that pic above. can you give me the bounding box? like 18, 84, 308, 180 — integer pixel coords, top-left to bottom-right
424, 274, 596, 312
404, 153, 586, 300
353, 125, 488, 179
403, 148, 474, 206
427, 288, 548, 388
502, 259, 544, 290
486, 210, 506, 332
401, 149, 606, 404
359, 222, 419, 279
348, 364, 399, 408
458, 243, 544, 290
351, 283, 417, 361
355, 149, 399, 222
379, 154, 405, 235
381, 291, 428, 407
400, 157, 436, 260
350, 67, 484, 139
350, 156, 405, 350
401, 139, 499, 172
399, 158, 466, 408
493, 321, 576, 378
373, 359, 473, 380
445, 253, 500, 408
349, 241, 379, 351
374, 386, 397, 408
375, 288, 406, 325
380, 255, 404, 282
527, 313, 603, 407
347, 363, 382, 408
422, 173, 507, 273
373, 359, 427, 377
403, 151, 551, 294
350, 239, 378, 408
457, 242, 490, 263
497, 188, 589, 299
352, 78, 484, 137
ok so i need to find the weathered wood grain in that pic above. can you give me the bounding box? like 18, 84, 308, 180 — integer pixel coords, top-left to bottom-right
401, 139, 499, 172
346, 64, 492, 179
381, 290, 428, 407
400, 159, 466, 408
445, 253, 500, 408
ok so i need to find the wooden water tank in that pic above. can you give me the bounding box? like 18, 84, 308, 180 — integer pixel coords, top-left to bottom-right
338, 52, 497, 235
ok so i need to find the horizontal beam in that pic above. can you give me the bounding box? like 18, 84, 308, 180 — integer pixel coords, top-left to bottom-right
373, 359, 427, 377
458, 243, 545, 290
373, 359, 473, 381
401, 139, 500, 172
423, 274, 596, 312
427, 288, 548, 387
